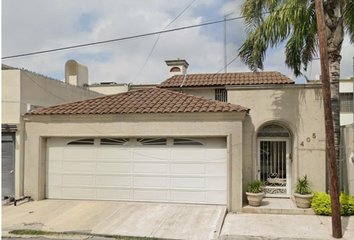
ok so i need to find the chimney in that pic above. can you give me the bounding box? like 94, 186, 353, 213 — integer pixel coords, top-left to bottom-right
65, 60, 89, 86
165, 59, 189, 78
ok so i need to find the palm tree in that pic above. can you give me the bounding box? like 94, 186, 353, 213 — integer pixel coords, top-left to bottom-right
238, 0, 354, 162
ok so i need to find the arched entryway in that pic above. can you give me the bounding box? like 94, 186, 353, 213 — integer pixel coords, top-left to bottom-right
257, 123, 291, 197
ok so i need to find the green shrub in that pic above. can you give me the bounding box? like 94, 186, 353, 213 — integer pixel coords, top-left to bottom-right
340, 192, 354, 216
311, 192, 332, 215
295, 175, 312, 195
311, 192, 354, 216
247, 180, 263, 193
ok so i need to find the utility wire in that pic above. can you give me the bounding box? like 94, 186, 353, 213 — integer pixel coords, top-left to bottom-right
2, 7, 300, 60
134, 0, 196, 83
2, 17, 239, 60
2, 11, 280, 60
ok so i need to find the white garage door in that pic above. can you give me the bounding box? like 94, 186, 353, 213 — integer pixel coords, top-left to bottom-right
46, 137, 227, 205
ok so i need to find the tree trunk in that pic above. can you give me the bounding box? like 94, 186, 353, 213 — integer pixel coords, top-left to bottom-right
324, 0, 344, 168
315, 0, 343, 238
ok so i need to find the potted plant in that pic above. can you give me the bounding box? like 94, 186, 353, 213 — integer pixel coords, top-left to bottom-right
294, 175, 313, 208
246, 180, 264, 207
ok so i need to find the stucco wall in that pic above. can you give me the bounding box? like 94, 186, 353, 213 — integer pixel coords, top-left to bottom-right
182, 89, 215, 100
88, 85, 129, 95
20, 71, 102, 114
2, 68, 103, 198
344, 125, 354, 195
227, 85, 326, 200
2, 70, 21, 124
23, 113, 245, 211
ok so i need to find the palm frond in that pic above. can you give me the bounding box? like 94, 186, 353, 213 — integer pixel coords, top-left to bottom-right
344, 0, 354, 43
239, 0, 318, 76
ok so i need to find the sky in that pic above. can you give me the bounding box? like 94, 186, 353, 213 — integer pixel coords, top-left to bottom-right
2, 0, 354, 85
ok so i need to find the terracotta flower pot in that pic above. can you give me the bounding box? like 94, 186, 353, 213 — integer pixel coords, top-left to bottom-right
246, 192, 265, 207
294, 193, 314, 208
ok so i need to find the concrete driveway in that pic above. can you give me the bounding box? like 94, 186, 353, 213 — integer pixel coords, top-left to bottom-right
2, 200, 226, 240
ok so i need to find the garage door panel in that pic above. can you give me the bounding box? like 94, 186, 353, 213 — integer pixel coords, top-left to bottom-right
96, 189, 131, 200
62, 175, 94, 186
96, 149, 130, 159
207, 177, 227, 190
171, 191, 206, 203
47, 173, 62, 186
206, 163, 227, 176
47, 147, 63, 161
134, 149, 169, 161
96, 176, 131, 187
46, 138, 227, 205
63, 148, 96, 160
171, 163, 205, 175
47, 160, 62, 173
96, 163, 131, 173
134, 176, 168, 188
62, 187, 95, 199
63, 162, 95, 173
134, 163, 167, 174
171, 177, 206, 189
206, 149, 227, 161
46, 186, 62, 198
171, 149, 206, 160
134, 190, 169, 201
207, 191, 227, 204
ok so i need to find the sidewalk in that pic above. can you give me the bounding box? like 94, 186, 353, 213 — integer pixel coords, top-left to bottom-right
219, 213, 354, 240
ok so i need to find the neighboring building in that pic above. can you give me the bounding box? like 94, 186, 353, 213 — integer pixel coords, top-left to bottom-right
88, 82, 157, 95
1, 62, 103, 199
20, 59, 329, 212
307, 76, 354, 126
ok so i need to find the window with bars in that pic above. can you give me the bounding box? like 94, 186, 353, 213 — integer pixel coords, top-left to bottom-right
173, 138, 204, 146
100, 138, 130, 145
340, 93, 353, 113
67, 138, 95, 145
136, 138, 167, 146
215, 89, 227, 102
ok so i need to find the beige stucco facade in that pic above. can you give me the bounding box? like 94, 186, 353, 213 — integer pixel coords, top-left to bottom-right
2, 68, 103, 198
343, 124, 354, 195
23, 113, 245, 211
226, 84, 326, 200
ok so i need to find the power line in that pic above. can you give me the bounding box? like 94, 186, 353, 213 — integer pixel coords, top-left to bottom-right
2, 16, 246, 60
2, 7, 300, 60
134, 0, 196, 83
2, 17, 239, 60
217, 55, 239, 73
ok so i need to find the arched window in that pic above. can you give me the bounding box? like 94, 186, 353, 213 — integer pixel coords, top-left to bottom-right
257, 124, 290, 138
170, 67, 181, 72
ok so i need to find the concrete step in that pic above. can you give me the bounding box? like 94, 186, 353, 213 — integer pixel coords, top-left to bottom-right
242, 206, 315, 215
242, 198, 315, 215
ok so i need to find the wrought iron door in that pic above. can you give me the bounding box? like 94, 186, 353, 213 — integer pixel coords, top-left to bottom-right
258, 139, 290, 197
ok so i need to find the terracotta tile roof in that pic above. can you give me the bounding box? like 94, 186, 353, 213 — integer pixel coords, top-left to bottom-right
26, 88, 249, 116
158, 71, 294, 88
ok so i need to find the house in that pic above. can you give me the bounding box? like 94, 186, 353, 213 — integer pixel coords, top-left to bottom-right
88, 82, 157, 95
1, 61, 103, 199
307, 76, 354, 126
20, 59, 329, 212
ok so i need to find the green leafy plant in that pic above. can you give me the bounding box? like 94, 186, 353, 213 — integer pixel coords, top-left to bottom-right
340, 192, 354, 216
247, 180, 263, 193
311, 192, 354, 216
295, 175, 312, 195
311, 192, 332, 216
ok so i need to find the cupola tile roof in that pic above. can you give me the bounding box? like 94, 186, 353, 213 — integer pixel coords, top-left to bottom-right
158, 71, 294, 88
26, 88, 249, 116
